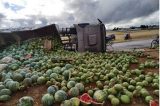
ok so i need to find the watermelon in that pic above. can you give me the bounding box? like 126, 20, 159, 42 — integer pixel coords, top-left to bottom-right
145, 77, 152, 83
122, 82, 129, 88
96, 81, 103, 89
130, 80, 136, 86
68, 87, 79, 97
12, 73, 24, 82
153, 79, 159, 83
18, 96, 34, 106
79, 93, 92, 106
41, 93, 54, 106
61, 100, 72, 106
62, 70, 71, 81
0, 95, 11, 102
142, 80, 148, 87
65, 64, 73, 69
70, 97, 80, 106
128, 85, 135, 91
75, 83, 84, 93
37, 76, 46, 85
60, 67, 67, 74
9, 63, 19, 71
114, 84, 123, 91
7, 81, 20, 92
53, 66, 61, 74
152, 83, 159, 89
25, 73, 32, 78
124, 91, 133, 99
136, 86, 142, 91
153, 90, 159, 96
120, 95, 130, 104
140, 89, 149, 97
88, 90, 94, 97
31, 75, 38, 83
0, 85, 5, 90
46, 69, 53, 77
50, 73, 58, 80
108, 95, 115, 100
61, 81, 67, 87
0, 89, 11, 96
61, 86, 68, 92
23, 78, 32, 86
4, 79, 13, 85
54, 90, 67, 102
108, 87, 117, 95
145, 96, 153, 103
47, 85, 57, 95
93, 90, 107, 103
111, 97, 120, 106
67, 81, 76, 89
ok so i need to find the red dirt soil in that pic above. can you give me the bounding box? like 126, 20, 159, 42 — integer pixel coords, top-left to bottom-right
144, 48, 159, 60
0, 85, 47, 106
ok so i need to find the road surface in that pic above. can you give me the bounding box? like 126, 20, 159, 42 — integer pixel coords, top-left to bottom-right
110, 39, 153, 51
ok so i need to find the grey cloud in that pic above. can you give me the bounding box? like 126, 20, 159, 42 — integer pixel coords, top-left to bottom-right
9, 18, 35, 28
27, 15, 48, 25
98, 0, 159, 23
6, 14, 72, 28
67, 14, 75, 21
63, 0, 159, 24
0, 13, 5, 19
0, 13, 6, 22
28, 12, 77, 27
7, 15, 51, 28
63, 0, 98, 23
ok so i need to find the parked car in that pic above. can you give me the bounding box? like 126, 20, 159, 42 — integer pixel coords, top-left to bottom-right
106, 34, 116, 41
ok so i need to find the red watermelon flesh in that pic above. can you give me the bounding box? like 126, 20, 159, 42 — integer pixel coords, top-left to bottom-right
150, 100, 158, 106
80, 93, 92, 104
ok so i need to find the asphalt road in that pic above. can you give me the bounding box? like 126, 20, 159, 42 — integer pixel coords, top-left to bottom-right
110, 39, 153, 51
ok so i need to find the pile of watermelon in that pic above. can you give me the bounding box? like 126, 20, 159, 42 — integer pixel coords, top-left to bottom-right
0, 37, 159, 106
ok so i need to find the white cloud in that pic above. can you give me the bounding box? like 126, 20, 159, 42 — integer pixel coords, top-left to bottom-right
0, 0, 65, 19
16, 0, 65, 17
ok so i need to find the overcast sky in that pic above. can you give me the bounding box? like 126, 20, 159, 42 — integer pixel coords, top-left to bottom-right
0, 0, 159, 29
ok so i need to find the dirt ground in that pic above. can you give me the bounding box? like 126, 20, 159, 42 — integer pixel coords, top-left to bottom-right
0, 48, 159, 106
144, 48, 159, 60
0, 85, 48, 106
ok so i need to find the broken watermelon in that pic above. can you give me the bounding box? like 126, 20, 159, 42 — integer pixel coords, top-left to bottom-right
80, 93, 92, 106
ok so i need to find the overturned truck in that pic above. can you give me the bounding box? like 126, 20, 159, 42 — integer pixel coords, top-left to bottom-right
0, 21, 106, 52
